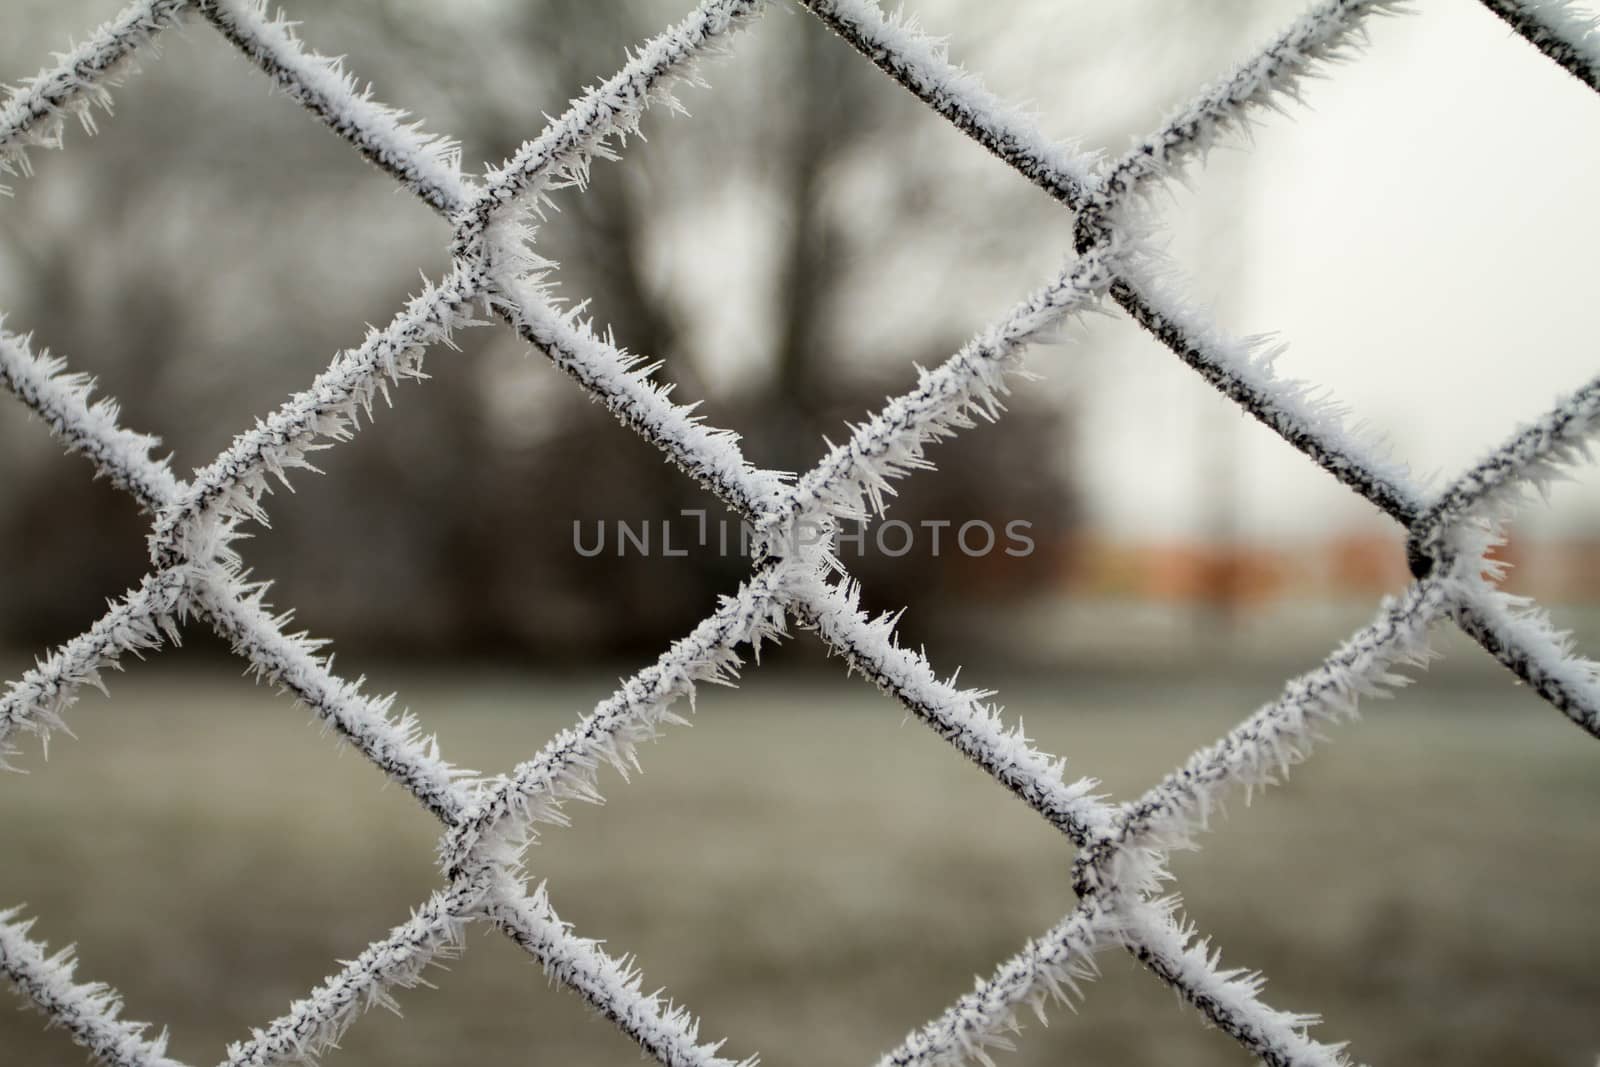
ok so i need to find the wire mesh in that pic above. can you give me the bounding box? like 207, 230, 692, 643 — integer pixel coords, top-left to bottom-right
1, 1, 1598, 1064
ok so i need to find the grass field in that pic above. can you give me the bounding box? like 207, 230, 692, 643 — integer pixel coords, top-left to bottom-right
1, 646, 1597, 1066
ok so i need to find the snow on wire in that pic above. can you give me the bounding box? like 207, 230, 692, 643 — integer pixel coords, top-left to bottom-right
0, 0, 1597, 1064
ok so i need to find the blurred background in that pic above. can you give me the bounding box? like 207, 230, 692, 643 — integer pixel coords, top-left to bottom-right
2, 0, 1598, 1064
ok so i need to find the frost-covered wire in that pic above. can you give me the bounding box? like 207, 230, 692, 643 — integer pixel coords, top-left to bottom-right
800, 0, 1427, 524
1408, 373, 1600, 576
1109, 266, 1423, 524
0, 327, 180, 514
1116, 897, 1349, 1067
24, 0, 1104, 1059
200, 551, 752, 1066
202, 556, 749, 1067
219, 881, 480, 1067
0, 909, 187, 1067
798, 558, 1354, 1062
1114, 575, 1448, 853
1085, 0, 1405, 220
217, 864, 752, 1067
0, 325, 192, 766
1481, 0, 1600, 94
788, 574, 1110, 847
201, 0, 783, 521
876, 901, 1109, 1067
888, 878, 1349, 1067
1074, 0, 1431, 532
485, 872, 755, 1067
108, 6, 764, 1059
1451, 580, 1600, 736
801, 0, 1424, 520
783, 3, 1599, 1056
806, 0, 1600, 749
243, 0, 1141, 920
494, 277, 786, 518
0, 0, 186, 189
442, 555, 796, 876
190, 6, 1472, 1062
192, 567, 473, 825
452, 0, 778, 527
759, 249, 1115, 538
1395, 375, 1600, 739
482, 874, 753, 1067
797, 0, 1094, 205
799, 0, 1423, 529
5, 0, 1600, 1063
802, 0, 1090, 212
454, 0, 765, 260
1, 55, 709, 1064
147, 263, 486, 569
193, 0, 470, 215
0, 571, 187, 769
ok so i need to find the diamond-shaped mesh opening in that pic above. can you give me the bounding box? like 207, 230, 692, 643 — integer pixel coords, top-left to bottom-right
309, 927, 676, 1067
223, 377, 749, 661
519, 666, 1076, 1060
0, 18, 451, 467
519, 6, 1084, 475
0, 659, 445, 1063
1165, 677, 1600, 1063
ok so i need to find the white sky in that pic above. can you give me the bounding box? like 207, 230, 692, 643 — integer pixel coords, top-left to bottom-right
1064, 1, 1600, 542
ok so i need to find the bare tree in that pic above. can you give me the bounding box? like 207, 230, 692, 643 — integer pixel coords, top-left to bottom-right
0, 0, 1280, 658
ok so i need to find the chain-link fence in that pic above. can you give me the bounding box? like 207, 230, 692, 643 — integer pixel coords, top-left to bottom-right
1, 1, 1597, 1064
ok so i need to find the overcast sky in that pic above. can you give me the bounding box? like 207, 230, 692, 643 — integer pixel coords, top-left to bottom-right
1063, 0, 1600, 542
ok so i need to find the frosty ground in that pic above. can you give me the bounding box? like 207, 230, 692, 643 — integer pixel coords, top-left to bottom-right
1, 646, 1595, 1067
